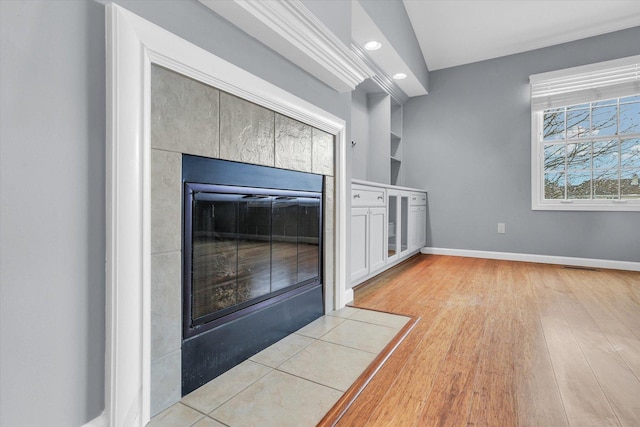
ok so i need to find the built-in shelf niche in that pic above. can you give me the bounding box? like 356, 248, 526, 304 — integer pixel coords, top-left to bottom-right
352, 78, 404, 186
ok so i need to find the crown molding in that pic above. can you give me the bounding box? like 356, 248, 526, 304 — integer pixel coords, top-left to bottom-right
351, 44, 409, 104
200, 0, 374, 92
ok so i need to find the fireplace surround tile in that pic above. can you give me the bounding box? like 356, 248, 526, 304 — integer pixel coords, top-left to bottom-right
151, 149, 182, 254
327, 305, 360, 319
320, 319, 401, 354
208, 370, 342, 427
324, 175, 335, 232
191, 417, 225, 427
150, 63, 338, 416
294, 313, 346, 339
312, 127, 334, 176
151, 251, 181, 358
249, 333, 315, 368
274, 113, 312, 172
220, 92, 275, 167
150, 349, 182, 417
149, 309, 413, 426
180, 360, 271, 414
147, 403, 204, 427
277, 339, 377, 392
350, 309, 413, 329
324, 228, 335, 300
151, 65, 220, 158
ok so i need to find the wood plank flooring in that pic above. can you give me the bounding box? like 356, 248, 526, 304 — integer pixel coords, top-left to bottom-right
338, 255, 640, 427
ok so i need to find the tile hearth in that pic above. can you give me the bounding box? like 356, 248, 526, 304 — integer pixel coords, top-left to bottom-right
147, 307, 411, 427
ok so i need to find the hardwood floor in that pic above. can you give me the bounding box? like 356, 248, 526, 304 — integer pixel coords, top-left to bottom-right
338, 255, 640, 427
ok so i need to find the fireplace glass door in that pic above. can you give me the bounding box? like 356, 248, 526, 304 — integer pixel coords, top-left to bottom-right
185, 183, 321, 336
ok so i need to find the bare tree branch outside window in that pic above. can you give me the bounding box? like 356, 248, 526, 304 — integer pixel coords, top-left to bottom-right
542, 95, 640, 200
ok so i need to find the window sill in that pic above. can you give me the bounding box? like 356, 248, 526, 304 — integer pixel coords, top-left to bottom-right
532, 200, 640, 212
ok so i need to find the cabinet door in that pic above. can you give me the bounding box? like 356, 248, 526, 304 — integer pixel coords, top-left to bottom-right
398, 194, 409, 257
409, 206, 427, 251
416, 206, 427, 248
350, 208, 369, 282
387, 193, 398, 263
409, 205, 427, 251
369, 207, 387, 273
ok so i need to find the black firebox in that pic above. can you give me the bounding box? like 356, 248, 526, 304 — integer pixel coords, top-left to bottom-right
181, 155, 324, 395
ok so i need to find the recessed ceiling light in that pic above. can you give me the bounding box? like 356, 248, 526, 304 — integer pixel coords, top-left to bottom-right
393, 73, 407, 80
364, 40, 382, 51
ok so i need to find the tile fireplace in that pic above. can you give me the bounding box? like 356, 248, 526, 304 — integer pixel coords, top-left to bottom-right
149, 64, 337, 413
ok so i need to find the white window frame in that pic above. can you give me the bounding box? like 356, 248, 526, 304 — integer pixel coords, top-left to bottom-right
530, 56, 640, 211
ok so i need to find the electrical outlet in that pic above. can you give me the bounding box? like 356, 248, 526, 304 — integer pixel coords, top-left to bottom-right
498, 223, 506, 234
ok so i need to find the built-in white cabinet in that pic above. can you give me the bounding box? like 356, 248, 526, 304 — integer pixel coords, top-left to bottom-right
351, 184, 387, 283
409, 193, 427, 251
387, 190, 410, 264
351, 180, 427, 287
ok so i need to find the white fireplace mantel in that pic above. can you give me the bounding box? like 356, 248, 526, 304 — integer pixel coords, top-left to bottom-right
99, 4, 350, 426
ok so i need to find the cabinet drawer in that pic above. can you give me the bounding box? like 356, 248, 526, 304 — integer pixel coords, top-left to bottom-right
352, 185, 386, 206
409, 192, 427, 206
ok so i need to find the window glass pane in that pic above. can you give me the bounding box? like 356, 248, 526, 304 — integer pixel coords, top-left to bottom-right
567, 171, 591, 199
593, 170, 619, 199
619, 101, 640, 134
567, 104, 590, 138
543, 108, 565, 141
593, 140, 619, 170
544, 144, 565, 171
620, 95, 640, 104
566, 142, 591, 170
544, 172, 564, 199
621, 139, 640, 170
591, 104, 617, 136
621, 170, 640, 199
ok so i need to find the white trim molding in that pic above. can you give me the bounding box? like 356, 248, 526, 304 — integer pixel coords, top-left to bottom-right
420, 247, 640, 272
82, 412, 107, 427
106, 4, 349, 426
199, 0, 374, 92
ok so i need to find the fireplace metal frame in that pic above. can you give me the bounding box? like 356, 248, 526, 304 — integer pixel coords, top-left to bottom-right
182, 182, 323, 339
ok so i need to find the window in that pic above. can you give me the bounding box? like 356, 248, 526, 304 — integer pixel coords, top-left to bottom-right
530, 56, 640, 211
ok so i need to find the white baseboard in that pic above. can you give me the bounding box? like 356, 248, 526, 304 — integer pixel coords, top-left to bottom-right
420, 247, 640, 272
81, 412, 107, 427
343, 288, 354, 306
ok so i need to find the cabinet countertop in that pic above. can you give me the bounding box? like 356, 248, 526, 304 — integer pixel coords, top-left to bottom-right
352, 179, 428, 194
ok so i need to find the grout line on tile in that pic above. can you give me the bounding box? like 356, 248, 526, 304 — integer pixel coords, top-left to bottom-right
346, 317, 406, 331
204, 415, 231, 427
292, 317, 347, 340
315, 337, 381, 355
150, 248, 182, 256
180, 361, 274, 416
272, 368, 347, 393
179, 401, 216, 418
249, 333, 317, 369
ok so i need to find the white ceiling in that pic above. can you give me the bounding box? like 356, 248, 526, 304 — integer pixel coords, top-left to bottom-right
402, 0, 640, 71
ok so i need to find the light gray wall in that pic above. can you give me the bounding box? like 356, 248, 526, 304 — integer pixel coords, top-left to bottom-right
0, 1, 351, 425
403, 27, 640, 262
350, 86, 370, 180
